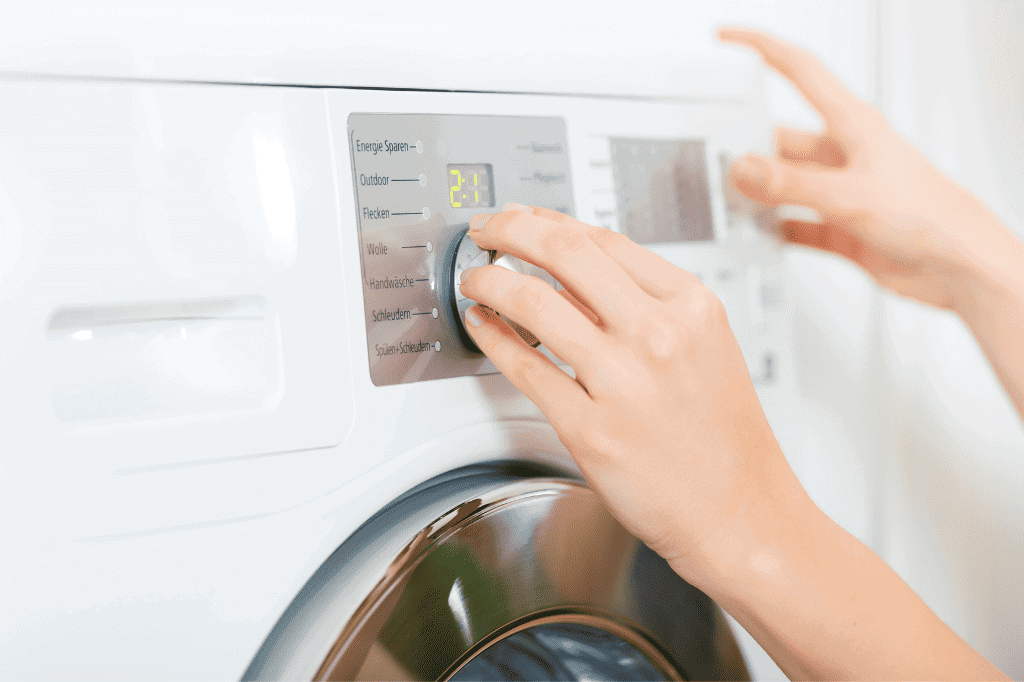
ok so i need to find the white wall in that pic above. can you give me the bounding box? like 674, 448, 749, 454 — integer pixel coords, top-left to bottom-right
876, 0, 1024, 676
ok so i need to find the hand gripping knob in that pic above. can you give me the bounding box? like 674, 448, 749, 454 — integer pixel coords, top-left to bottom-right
449, 228, 557, 352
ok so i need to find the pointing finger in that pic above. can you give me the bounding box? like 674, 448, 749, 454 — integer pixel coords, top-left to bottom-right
718, 27, 867, 141
495, 204, 696, 301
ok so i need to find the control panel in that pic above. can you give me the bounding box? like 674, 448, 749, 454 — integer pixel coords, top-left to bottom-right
348, 114, 574, 386
349, 109, 789, 391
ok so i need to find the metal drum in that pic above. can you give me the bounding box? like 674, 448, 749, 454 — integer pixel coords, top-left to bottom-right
245, 465, 749, 681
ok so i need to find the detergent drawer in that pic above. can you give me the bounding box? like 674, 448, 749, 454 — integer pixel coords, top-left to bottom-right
0, 80, 353, 477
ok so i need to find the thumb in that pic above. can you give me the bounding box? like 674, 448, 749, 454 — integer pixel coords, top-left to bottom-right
730, 154, 846, 212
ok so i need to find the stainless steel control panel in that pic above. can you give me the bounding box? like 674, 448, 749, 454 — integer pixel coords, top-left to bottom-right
348, 114, 575, 386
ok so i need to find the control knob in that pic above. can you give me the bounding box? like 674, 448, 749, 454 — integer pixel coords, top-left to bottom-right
449, 228, 557, 353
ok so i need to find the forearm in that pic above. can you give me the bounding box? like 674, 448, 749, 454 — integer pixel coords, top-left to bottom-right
953, 216, 1024, 422
681, 494, 1007, 680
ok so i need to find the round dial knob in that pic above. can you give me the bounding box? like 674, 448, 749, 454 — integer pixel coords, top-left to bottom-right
488, 251, 560, 347
449, 229, 558, 353
450, 229, 492, 353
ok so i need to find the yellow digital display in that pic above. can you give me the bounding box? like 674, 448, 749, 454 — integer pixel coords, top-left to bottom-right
447, 164, 494, 208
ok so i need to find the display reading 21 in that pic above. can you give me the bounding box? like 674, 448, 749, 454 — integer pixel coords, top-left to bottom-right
447, 164, 495, 208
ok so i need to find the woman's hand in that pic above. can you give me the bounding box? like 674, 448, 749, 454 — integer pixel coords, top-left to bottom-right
460, 204, 1009, 680
721, 27, 1024, 421
458, 204, 810, 580
719, 28, 1024, 317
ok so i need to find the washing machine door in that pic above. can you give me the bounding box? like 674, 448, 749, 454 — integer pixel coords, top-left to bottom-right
245, 465, 749, 681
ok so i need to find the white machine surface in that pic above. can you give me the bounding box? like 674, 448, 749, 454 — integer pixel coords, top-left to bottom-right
7, 2, 1019, 680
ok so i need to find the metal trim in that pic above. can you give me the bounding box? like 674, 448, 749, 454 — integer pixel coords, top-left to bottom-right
245, 465, 749, 681
441, 609, 684, 681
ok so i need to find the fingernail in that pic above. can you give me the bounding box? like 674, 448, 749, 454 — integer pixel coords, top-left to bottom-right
732, 155, 769, 187
469, 214, 490, 231
466, 307, 484, 327
504, 202, 532, 212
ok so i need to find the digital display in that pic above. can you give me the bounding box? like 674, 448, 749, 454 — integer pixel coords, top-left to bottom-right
447, 164, 494, 208
609, 139, 714, 244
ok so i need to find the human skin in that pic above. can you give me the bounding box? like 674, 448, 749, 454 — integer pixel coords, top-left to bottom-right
457, 28, 1021, 680
720, 28, 1024, 424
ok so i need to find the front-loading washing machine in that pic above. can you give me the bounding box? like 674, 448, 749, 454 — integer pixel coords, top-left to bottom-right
236, 95, 789, 680
0, 5, 804, 680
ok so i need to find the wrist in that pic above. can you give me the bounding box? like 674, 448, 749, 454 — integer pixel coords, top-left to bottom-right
672, 492, 1002, 681
951, 223, 1024, 326
929, 189, 1024, 321
664, 471, 824, 605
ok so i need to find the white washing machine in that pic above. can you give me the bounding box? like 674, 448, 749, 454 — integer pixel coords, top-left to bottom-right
0, 5, 810, 680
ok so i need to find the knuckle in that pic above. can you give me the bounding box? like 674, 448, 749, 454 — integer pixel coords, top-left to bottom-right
770, 166, 798, 202
470, 264, 501, 292
666, 269, 701, 297
510, 277, 553, 319
542, 226, 590, 258
641, 317, 687, 362
509, 353, 544, 387
490, 212, 521, 242
781, 46, 818, 81
589, 227, 630, 251
687, 285, 727, 326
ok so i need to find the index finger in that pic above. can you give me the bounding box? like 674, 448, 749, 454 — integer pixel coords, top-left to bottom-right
717, 28, 866, 140
505, 203, 695, 301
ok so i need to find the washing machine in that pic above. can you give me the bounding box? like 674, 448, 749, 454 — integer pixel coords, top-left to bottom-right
0, 5, 800, 680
